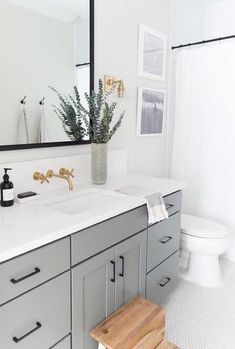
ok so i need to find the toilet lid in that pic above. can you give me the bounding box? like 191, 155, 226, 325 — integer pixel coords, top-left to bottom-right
181, 214, 229, 239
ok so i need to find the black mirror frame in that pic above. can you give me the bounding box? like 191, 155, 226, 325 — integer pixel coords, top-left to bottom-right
0, 0, 94, 151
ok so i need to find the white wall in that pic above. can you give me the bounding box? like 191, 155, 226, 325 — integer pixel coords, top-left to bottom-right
0, 149, 128, 194
0, 0, 172, 179
0, 1, 75, 144
172, 0, 205, 46
172, 0, 235, 46
95, 0, 172, 176
204, 0, 235, 38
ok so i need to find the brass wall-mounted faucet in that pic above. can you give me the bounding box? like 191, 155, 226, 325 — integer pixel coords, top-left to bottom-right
33, 168, 75, 190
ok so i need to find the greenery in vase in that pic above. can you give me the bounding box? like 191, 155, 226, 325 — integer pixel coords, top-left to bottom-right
49, 86, 87, 141
50, 79, 125, 143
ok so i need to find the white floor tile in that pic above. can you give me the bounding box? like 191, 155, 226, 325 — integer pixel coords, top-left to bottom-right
163, 259, 235, 349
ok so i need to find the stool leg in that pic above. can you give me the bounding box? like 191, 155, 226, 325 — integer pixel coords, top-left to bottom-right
98, 344, 106, 349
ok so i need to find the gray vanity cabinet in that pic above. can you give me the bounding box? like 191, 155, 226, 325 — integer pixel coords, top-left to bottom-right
0, 237, 70, 306
72, 230, 147, 349
115, 232, 147, 309
146, 191, 182, 305
51, 335, 71, 349
146, 251, 179, 305
72, 248, 116, 349
0, 190, 182, 349
0, 272, 70, 349
147, 212, 181, 273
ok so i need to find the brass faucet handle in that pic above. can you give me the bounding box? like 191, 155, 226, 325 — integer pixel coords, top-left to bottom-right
41, 175, 50, 184
59, 168, 75, 178
69, 168, 75, 178
59, 168, 66, 176
46, 170, 54, 178
33, 172, 49, 184
33, 172, 41, 181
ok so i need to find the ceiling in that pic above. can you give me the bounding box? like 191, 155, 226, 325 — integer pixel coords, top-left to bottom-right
5, 0, 89, 23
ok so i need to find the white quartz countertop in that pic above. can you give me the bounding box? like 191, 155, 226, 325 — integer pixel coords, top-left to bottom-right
0, 174, 185, 263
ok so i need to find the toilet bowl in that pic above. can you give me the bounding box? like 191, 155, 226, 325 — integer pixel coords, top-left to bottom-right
180, 214, 230, 288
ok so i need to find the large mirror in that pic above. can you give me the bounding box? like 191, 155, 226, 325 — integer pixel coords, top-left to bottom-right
0, 0, 94, 150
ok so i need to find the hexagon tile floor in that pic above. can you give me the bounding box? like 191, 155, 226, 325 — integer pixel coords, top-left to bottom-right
163, 259, 235, 349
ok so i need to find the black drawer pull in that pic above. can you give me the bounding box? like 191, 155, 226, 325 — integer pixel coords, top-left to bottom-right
159, 277, 171, 287
10, 267, 41, 284
119, 256, 125, 277
110, 261, 116, 283
12, 321, 42, 343
160, 236, 172, 244
165, 204, 174, 210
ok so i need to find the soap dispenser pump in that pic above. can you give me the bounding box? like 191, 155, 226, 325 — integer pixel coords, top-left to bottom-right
0, 168, 14, 207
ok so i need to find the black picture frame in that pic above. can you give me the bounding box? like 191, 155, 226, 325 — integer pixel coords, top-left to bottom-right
0, 0, 95, 151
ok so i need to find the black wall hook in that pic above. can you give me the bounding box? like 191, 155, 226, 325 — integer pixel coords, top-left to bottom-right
20, 96, 26, 105
39, 97, 45, 105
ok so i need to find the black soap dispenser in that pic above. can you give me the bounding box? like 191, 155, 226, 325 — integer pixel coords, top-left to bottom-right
0, 168, 14, 207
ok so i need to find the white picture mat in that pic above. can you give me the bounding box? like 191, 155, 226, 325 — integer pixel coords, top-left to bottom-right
138, 24, 167, 81
137, 87, 166, 136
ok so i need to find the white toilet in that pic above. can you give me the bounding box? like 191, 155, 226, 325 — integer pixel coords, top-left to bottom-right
180, 214, 230, 288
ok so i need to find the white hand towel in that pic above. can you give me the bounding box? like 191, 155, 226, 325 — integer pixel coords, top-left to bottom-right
38, 105, 50, 143
17, 105, 29, 144
116, 185, 169, 225
145, 192, 169, 225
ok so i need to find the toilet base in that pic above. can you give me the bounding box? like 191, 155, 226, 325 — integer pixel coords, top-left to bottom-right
180, 252, 222, 288
223, 238, 235, 261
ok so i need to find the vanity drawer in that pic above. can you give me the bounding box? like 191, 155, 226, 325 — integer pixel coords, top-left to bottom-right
0, 272, 70, 349
71, 205, 147, 266
51, 335, 71, 349
146, 251, 179, 304
0, 237, 70, 305
163, 191, 182, 216
147, 212, 181, 272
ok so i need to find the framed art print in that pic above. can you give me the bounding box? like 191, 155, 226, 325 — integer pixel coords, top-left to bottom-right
137, 87, 166, 136
138, 24, 167, 81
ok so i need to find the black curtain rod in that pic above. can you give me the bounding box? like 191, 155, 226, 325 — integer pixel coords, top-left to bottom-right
75, 62, 90, 67
172, 35, 235, 50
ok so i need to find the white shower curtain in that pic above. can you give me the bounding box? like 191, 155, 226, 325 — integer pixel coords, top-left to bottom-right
170, 40, 235, 259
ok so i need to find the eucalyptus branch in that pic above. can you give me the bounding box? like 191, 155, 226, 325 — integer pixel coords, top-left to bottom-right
50, 79, 125, 144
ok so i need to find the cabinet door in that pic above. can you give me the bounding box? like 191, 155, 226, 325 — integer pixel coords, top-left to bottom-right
72, 248, 116, 349
115, 231, 147, 309
0, 273, 70, 349
50, 335, 71, 349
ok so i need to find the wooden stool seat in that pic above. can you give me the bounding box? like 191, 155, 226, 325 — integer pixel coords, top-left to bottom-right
90, 297, 179, 349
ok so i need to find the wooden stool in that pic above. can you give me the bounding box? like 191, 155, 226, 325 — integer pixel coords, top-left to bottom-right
90, 297, 179, 349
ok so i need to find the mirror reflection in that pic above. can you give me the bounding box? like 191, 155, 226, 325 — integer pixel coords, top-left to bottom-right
0, 0, 92, 146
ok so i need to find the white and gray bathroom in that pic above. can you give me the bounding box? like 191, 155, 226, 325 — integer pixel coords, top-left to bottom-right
0, 1, 234, 349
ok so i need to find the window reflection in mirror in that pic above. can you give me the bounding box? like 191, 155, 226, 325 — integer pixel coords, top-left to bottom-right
0, 0, 93, 148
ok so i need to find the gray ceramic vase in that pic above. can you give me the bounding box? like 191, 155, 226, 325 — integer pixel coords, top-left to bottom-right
91, 143, 108, 184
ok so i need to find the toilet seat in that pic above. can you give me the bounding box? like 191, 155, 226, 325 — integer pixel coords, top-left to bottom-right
181, 214, 229, 239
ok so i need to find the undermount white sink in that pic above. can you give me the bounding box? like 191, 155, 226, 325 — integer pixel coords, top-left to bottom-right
45, 189, 127, 216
